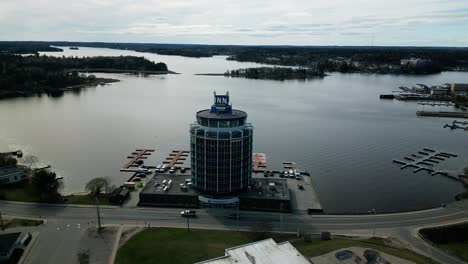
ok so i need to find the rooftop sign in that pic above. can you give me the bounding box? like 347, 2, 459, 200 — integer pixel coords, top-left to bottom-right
211, 91, 232, 114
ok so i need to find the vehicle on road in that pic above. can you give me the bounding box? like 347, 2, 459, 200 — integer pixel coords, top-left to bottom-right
181, 210, 196, 217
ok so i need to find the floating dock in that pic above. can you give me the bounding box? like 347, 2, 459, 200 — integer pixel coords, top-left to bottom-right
163, 150, 190, 169
444, 120, 468, 131
379, 94, 394, 99
120, 149, 155, 172
417, 111, 468, 118
393, 148, 466, 185
418, 102, 455, 106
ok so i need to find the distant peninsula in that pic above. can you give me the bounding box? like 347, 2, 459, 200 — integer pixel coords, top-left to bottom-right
223, 67, 326, 80
0, 54, 169, 99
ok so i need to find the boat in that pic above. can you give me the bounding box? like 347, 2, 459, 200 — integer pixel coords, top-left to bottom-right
379, 94, 394, 99
69, 46, 79, 50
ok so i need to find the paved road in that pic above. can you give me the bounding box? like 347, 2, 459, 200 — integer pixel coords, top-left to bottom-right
2, 200, 468, 264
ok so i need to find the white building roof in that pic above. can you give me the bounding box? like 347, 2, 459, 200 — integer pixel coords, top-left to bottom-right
196, 238, 310, 264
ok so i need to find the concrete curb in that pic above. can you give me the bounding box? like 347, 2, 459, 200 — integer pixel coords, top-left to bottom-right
108, 225, 123, 264
3, 214, 48, 225
0, 200, 123, 209
19, 231, 39, 264
416, 222, 468, 264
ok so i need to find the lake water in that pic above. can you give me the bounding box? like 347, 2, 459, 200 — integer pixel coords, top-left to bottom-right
1, 47, 467, 213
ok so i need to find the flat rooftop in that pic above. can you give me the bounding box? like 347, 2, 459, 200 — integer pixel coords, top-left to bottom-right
196, 109, 247, 120
252, 172, 322, 212
241, 178, 290, 201
196, 238, 310, 264
140, 173, 197, 196
0, 232, 21, 255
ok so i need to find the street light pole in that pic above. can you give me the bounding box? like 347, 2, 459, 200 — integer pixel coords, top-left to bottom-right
0, 211, 4, 231
95, 198, 102, 232
280, 203, 283, 233
237, 202, 240, 230
368, 208, 377, 237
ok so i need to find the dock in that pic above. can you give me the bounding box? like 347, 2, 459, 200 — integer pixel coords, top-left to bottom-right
393, 147, 466, 186
120, 149, 155, 172
163, 150, 190, 169
444, 120, 468, 131
417, 111, 468, 118
379, 94, 394, 99
418, 102, 455, 107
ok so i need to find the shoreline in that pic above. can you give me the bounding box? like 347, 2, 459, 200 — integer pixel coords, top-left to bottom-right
0, 77, 119, 100
66, 68, 179, 75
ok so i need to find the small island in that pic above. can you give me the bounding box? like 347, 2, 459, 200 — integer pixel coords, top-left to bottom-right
223, 67, 326, 81
0, 54, 170, 99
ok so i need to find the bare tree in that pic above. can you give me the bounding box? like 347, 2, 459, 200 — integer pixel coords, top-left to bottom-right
85, 177, 110, 196
22, 154, 39, 170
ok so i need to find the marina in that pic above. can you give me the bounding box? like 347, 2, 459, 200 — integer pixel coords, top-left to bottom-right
416, 111, 468, 118
120, 149, 155, 172
444, 120, 468, 131
2, 46, 468, 213
393, 148, 467, 186
119, 148, 323, 213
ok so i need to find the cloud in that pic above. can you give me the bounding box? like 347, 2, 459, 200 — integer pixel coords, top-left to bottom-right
0, 0, 467, 46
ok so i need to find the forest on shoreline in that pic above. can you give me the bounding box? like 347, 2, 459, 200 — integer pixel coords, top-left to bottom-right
0, 54, 168, 99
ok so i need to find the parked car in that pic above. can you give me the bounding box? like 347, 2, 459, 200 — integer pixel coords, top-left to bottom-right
181, 210, 196, 217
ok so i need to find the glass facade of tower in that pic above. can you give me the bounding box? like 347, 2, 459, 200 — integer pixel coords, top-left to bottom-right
190, 92, 253, 196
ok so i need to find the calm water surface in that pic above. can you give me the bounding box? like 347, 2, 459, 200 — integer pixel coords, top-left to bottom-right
1, 47, 467, 213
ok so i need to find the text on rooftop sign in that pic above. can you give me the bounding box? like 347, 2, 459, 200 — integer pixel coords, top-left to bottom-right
215, 95, 229, 105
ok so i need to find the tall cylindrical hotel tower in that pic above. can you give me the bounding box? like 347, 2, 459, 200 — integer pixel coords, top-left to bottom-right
190, 92, 253, 197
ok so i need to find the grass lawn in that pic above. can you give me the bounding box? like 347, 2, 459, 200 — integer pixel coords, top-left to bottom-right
3, 218, 43, 229
420, 222, 468, 262
293, 238, 440, 264
63, 194, 111, 205
439, 242, 468, 261
1, 185, 111, 205
115, 228, 292, 264
0, 185, 41, 203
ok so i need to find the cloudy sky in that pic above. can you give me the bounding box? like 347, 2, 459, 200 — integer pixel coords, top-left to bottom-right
1, 0, 467, 46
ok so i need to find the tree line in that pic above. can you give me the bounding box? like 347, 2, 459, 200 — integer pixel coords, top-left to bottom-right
3, 41, 468, 71
0, 54, 168, 98
225, 67, 325, 80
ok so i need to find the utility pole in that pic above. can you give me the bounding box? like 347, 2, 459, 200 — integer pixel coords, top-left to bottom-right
95, 198, 102, 232
280, 203, 283, 233
0, 211, 4, 231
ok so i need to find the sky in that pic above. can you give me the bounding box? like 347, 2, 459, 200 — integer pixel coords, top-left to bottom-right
1, 0, 467, 46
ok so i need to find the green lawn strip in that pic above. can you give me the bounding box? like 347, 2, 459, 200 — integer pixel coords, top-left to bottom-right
1, 185, 111, 205
293, 238, 440, 264
1, 187, 41, 203
438, 242, 468, 262
63, 194, 111, 205
3, 218, 43, 229
115, 227, 292, 264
